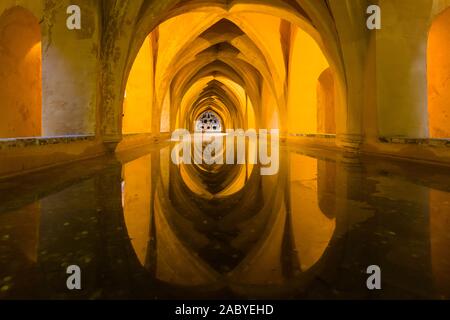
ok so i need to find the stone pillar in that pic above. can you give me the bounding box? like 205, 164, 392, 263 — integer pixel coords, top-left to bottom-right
317, 68, 336, 134
376, 0, 433, 138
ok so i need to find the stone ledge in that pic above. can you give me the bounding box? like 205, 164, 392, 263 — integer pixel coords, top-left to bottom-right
0, 135, 96, 150
289, 133, 336, 139
379, 137, 450, 147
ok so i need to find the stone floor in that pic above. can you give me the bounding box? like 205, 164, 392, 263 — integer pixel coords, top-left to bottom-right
0, 143, 449, 300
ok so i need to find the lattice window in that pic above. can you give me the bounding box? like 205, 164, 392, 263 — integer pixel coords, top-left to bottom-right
195, 111, 222, 132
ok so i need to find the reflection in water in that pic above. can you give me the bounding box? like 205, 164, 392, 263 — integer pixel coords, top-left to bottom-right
430, 189, 450, 296
289, 154, 335, 272
0, 143, 450, 299
122, 155, 152, 266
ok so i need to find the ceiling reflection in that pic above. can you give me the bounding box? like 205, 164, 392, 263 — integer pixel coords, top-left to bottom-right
121, 145, 340, 293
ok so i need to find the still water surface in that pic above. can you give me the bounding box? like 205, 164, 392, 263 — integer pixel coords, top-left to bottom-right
0, 143, 449, 299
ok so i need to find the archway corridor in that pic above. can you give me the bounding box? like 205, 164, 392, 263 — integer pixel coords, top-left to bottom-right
0, 0, 450, 301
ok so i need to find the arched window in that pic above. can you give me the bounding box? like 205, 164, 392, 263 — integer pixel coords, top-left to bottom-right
0, 6, 42, 138
428, 7, 450, 138
195, 110, 222, 132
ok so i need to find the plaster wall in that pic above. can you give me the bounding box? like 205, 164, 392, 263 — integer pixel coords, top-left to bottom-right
0, 7, 41, 138
261, 81, 279, 129
376, 0, 432, 138
160, 90, 171, 133
287, 28, 329, 134
123, 36, 153, 135
428, 8, 450, 138
317, 68, 336, 134
41, 0, 99, 136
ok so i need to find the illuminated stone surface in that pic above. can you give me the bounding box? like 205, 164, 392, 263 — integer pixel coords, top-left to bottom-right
0, 1, 449, 300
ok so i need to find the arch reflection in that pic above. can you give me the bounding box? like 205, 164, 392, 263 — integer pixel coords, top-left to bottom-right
121, 147, 338, 296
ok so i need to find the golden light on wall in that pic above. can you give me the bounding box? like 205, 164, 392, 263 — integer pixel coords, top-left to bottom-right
0, 6, 42, 138
288, 28, 330, 135
123, 36, 153, 135
317, 68, 336, 134
428, 8, 450, 138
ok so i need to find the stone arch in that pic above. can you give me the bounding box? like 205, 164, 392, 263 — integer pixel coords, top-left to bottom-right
0, 6, 42, 138
317, 68, 336, 134
428, 6, 450, 138
287, 27, 330, 134
122, 35, 153, 135
102, 0, 348, 144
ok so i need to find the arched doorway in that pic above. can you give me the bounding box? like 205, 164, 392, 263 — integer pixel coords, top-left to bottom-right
122, 35, 154, 135
0, 6, 42, 139
112, 0, 347, 142
287, 28, 336, 135
317, 68, 336, 134
428, 7, 450, 138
